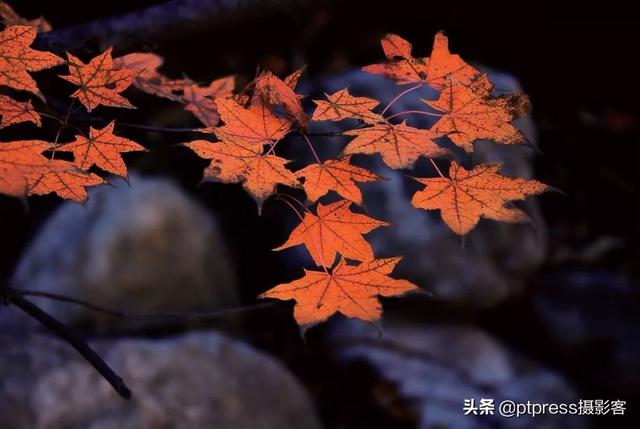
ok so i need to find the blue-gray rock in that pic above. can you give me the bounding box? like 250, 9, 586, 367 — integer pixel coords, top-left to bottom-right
0, 330, 323, 429
8, 174, 237, 330
330, 320, 586, 429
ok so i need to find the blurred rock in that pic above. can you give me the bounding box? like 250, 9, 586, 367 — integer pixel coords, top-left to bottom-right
330, 320, 586, 429
0, 330, 322, 429
8, 174, 237, 330
298, 70, 545, 307
0, 332, 70, 429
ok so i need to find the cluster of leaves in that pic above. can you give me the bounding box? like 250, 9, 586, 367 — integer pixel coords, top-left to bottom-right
0, 3, 234, 201
0, 2, 549, 330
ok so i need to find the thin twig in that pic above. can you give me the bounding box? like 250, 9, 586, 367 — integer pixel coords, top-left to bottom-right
385, 110, 443, 121
17, 289, 281, 321
3, 288, 131, 399
51, 98, 76, 159
17, 290, 125, 317
39, 112, 88, 138
304, 131, 346, 137
115, 122, 208, 133
40, 108, 208, 134
35, 0, 301, 53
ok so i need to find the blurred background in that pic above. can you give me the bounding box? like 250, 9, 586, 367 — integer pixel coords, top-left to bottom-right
0, 0, 637, 428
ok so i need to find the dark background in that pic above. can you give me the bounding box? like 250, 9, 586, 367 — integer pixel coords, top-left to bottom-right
1, 1, 638, 427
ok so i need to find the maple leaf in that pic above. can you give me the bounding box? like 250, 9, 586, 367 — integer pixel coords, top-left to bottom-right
61, 48, 135, 111
213, 97, 291, 146
0, 25, 63, 97
296, 156, 381, 205
0, 2, 51, 32
28, 168, 105, 202
0, 94, 40, 128
113, 52, 187, 101
363, 32, 478, 90
259, 257, 418, 326
193, 76, 235, 99
57, 121, 145, 178
411, 161, 548, 235
183, 76, 236, 128
283, 67, 305, 89
343, 121, 448, 170
231, 93, 250, 106
254, 70, 307, 127
425, 74, 531, 153
311, 89, 383, 124
0, 140, 68, 197
275, 199, 388, 267
184, 138, 298, 211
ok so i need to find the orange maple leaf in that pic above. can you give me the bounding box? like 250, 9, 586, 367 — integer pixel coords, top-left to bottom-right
0, 140, 68, 197
259, 257, 418, 326
0, 2, 51, 32
283, 67, 305, 89
231, 93, 250, 106
411, 161, 548, 235
183, 76, 236, 128
425, 74, 531, 153
213, 97, 291, 146
254, 70, 307, 127
275, 199, 388, 267
28, 168, 105, 202
296, 156, 381, 204
61, 48, 135, 111
0, 25, 63, 97
57, 121, 145, 178
113, 52, 187, 101
363, 32, 478, 89
311, 89, 383, 124
0, 94, 40, 128
343, 121, 448, 170
184, 138, 298, 211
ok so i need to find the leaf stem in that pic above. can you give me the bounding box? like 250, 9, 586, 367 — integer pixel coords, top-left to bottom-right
275, 196, 330, 273
275, 192, 307, 210
429, 158, 446, 179
51, 98, 76, 159
380, 83, 423, 116
299, 132, 322, 164
264, 138, 281, 156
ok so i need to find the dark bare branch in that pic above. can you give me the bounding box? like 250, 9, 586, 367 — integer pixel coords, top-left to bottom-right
35, 0, 301, 53
2, 286, 132, 399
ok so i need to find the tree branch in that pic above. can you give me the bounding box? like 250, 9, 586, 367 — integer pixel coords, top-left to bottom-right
35, 0, 300, 53
17, 288, 281, 321
1, 287, 132, 399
